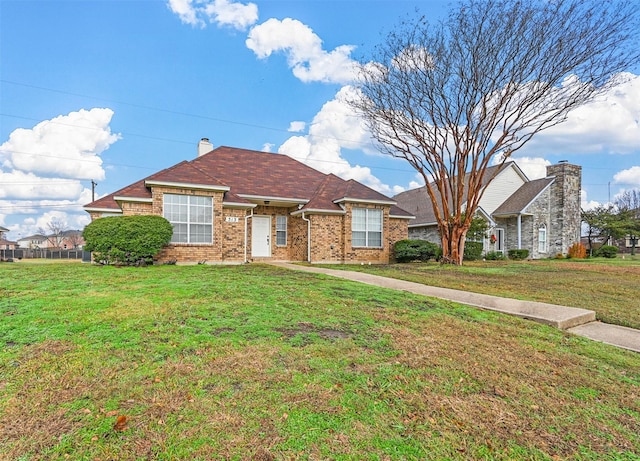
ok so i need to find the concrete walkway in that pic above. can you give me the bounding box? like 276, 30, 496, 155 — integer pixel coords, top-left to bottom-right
270, 262, 640, 353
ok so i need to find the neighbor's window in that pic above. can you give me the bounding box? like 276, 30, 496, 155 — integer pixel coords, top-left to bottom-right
276, 216, 287, 246
538, 224, 547, 253
163, 194, 213, 244
352, 208, 383, 247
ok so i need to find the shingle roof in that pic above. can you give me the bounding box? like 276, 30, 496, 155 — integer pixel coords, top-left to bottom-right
493, 177, 555, 215
393, 162, 512, 226
84, 146, 411, 215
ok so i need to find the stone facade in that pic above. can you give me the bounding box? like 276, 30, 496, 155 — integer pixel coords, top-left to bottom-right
546, 162, 582, 256
404, 161, 582, 259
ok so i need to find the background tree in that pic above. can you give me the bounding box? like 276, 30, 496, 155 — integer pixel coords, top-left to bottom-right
581, 206, 613, 256
614, 189, 640, 255
38, 218, 68, 249
351, 0, 639, 264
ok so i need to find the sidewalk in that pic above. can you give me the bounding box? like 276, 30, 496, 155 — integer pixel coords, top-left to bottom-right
270, 262, 640, 353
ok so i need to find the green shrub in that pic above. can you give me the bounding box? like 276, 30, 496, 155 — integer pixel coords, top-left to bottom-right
508, 249, 529, 260
394, 239, 441, 263
463, 241, 483, 261
484, 251, 505, 260
595, 245, 618, 259
83, 215, 173, 266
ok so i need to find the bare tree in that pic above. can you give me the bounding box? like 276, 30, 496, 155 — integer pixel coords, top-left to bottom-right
615, 189, 640, 212
351, 0, 639, 264
38, 218, 68, 249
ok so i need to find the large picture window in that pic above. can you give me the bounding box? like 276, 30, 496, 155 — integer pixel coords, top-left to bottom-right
352, 208, 382, 247
163, 194, 213, 244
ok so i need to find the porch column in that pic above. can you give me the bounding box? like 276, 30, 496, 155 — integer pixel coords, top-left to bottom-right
517, 214, 522, 249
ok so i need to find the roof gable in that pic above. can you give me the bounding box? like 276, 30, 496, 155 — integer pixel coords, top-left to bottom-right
493, 177, 555, 215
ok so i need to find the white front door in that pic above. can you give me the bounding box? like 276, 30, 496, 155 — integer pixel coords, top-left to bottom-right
252, 216, 271, 257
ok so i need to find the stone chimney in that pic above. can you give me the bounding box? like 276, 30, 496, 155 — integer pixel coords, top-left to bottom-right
546, 160, 582, 255
197, 138, 213, 157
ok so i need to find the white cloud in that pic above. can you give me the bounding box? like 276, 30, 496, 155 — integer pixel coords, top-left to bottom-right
0, 108, 119, 181
261, 142, 274, 152
167, 0, 201, 26
0, 171, 83, 200
168, 0, 258, 30
288, 121, 306, 133
246, 18, 358, 84
613, 166, 640, 186
278, 86, 406, 196
581, 190, 602, 211
0, 109, 118, 240
512, 156, 551, 180
204, 0, 258, 30
517, 72, 640, 156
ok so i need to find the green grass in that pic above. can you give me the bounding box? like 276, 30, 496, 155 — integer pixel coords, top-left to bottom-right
323, 257, 640, 330
0, 262, 639, 460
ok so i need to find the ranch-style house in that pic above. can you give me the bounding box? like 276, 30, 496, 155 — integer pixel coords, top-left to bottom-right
84, 139, 413, 264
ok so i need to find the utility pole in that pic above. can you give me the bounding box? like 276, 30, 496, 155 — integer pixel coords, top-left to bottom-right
91, 180, 97, 202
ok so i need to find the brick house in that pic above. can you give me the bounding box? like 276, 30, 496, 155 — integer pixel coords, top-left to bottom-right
393, 161, 582, 258
84, 140, 413, 264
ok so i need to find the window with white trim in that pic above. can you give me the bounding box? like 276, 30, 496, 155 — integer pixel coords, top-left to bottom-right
352, 208, 383, 247
163, 194, 213, 244
538, 224, 547, 253
276, 216, 287, 246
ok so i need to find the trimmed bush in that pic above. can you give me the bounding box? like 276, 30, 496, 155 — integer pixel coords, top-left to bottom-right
484, 251, 505, 261
463, 241, 483, 261
508, 249, 529, 260
83, 215, 173, 266
394, 239, 441, 263
595, 245, 618, 259
567, 242, 587, 259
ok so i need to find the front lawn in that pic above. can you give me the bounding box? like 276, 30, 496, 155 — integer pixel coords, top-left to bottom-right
325, 258, 640, 330
0, 262, 638, 460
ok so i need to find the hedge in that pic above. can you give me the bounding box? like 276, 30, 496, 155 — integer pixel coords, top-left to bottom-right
463, 241, 483, 261
83, 215, 173, 266
595, 245, 618, 259
394, 239, 441, 262
508, 249, 529, 260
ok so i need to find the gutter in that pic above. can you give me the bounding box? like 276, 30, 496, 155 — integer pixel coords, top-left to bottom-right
301, 212, 311, 263
244, 208, 254, 263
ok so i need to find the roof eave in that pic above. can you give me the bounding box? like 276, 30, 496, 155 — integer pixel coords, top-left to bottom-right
113, 196, 153, 203
145, 180, 230, 192
83, 207, 123, 214
291, 208, 346, 216
333, 197, 396, 206
223, 202, 257, 209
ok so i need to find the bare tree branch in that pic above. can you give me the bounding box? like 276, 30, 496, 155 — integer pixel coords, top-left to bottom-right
350, 0, 639, 264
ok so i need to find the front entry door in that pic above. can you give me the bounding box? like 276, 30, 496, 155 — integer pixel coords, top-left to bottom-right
252, 216, 271, 257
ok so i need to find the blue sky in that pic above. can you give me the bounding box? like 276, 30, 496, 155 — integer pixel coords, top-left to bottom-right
1, 0, 639, 241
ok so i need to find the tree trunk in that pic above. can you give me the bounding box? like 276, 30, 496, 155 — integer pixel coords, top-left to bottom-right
440, 224, 468, 265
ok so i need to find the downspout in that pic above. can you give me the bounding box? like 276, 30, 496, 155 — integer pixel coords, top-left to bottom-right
244, 209, 253, 263
301, 212, 311, 263
517, 214, 522, 249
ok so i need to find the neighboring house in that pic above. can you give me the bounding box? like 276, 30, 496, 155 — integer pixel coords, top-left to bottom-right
60, 230, 85, 249
393, 161, 582, 259
0, 226, 16, 251
17, 234, 49, 249
84, 140, 413, 264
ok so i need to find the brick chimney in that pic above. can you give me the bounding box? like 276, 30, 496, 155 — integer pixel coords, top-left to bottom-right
197, 138, 213, 157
